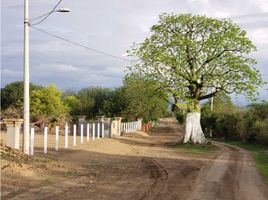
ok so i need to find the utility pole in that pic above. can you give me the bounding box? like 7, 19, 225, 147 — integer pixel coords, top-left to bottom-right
23, 0, 30, 154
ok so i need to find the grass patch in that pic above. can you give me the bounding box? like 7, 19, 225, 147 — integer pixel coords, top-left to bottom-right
175, 143, 219, 154
33, 157, 57, 164
214, 139, 268, 184
63, 170, 78, 177
43, 176, 52, 183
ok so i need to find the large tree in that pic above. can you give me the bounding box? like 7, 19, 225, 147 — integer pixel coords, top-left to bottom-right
128, 14, 264, 143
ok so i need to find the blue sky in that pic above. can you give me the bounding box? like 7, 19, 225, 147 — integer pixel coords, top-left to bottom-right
1, 0, 268, 105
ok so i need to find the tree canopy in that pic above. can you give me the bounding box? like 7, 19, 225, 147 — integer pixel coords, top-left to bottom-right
1, 81, 43, 110
122, 73, 169, 122
128, 14, 264, 112
30, 85, 67, 120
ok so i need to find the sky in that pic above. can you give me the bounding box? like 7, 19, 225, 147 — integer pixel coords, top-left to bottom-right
1, 0, 268, 105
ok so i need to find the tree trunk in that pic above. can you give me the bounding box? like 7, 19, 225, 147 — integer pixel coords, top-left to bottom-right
183, 112, 206, 144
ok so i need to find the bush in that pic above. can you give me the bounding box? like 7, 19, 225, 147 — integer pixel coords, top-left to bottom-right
176, 111, 185, 124
201, 93, 268, 144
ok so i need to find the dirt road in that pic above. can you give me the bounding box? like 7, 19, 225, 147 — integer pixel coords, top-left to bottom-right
1, 118, 267, 200
188, 142, 268, 200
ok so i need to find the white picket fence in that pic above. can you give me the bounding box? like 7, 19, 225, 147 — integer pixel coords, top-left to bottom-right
28, 120, 142, 156
29, 122, 106, 156
120, 121, 141, 133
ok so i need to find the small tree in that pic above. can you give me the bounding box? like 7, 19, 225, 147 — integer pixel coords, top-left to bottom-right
31, 85, 67, 125
1, 81, 42, 110
128, 14, 264, 143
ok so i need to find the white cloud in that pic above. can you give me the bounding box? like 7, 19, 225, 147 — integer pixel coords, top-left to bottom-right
1, 0, 268, 103
33, 63, 82, 72
248, 28, 268, 45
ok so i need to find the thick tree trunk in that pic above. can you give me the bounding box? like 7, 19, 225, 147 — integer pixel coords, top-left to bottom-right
183, 112, 206, 144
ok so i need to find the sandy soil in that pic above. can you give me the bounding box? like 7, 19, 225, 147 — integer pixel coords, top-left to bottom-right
1, 118, 267, 200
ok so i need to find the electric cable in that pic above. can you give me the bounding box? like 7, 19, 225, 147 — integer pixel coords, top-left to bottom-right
30, 0, 63, 26
30, 26, 131, 62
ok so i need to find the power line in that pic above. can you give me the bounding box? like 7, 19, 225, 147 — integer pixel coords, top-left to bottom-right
30, 12, 51, 22
30, 26, 131, 62
30, 0, 63, 26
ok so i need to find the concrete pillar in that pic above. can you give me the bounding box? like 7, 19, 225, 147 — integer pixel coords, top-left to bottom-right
97, 123, 100, 139
92, 123, 95, 140
65, 123, 68, 148
30, 128, 34, 155
80, 124, 84, 143
55, 126, 59, 151
3, 119, 23, 150
73, 124, 76, 146
87, 123, 90, 141
137, 118, 143, 130
111, 117, 122, 137
102, 123, 104, 138
44, 127, 48, 154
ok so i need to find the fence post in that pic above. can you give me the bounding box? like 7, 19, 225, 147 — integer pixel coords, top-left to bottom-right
102, 123, 104, 138
87, 123, 90, 141
97, 123, 100, 139
80, 124, 84, 144
44, 127, 48, 154
55, 126, 59, 151
30, 128, 34, 155
73, 124, 76, 146
92, 123, 95, 140
65, 123, 68, 148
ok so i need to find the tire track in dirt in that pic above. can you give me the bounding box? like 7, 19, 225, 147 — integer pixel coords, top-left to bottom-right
130, 147, 169, 200
139, 157, 169, 200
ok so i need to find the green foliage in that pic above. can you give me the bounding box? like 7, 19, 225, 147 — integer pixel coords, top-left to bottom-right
175, 143, 219, 154
1, 81, 42, 110
63, 95, 81, 116
122, 73, 169, 122
244, 102, 268, 143
64, 87, 126, 119
176, 110, 185, 124
30, 85, 67, 120
201, 94, 268, 144
128, 13, 264, 111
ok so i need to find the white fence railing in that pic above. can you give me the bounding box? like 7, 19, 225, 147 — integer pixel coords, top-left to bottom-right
29, 122, 109, 155
120, 121, 142, 133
